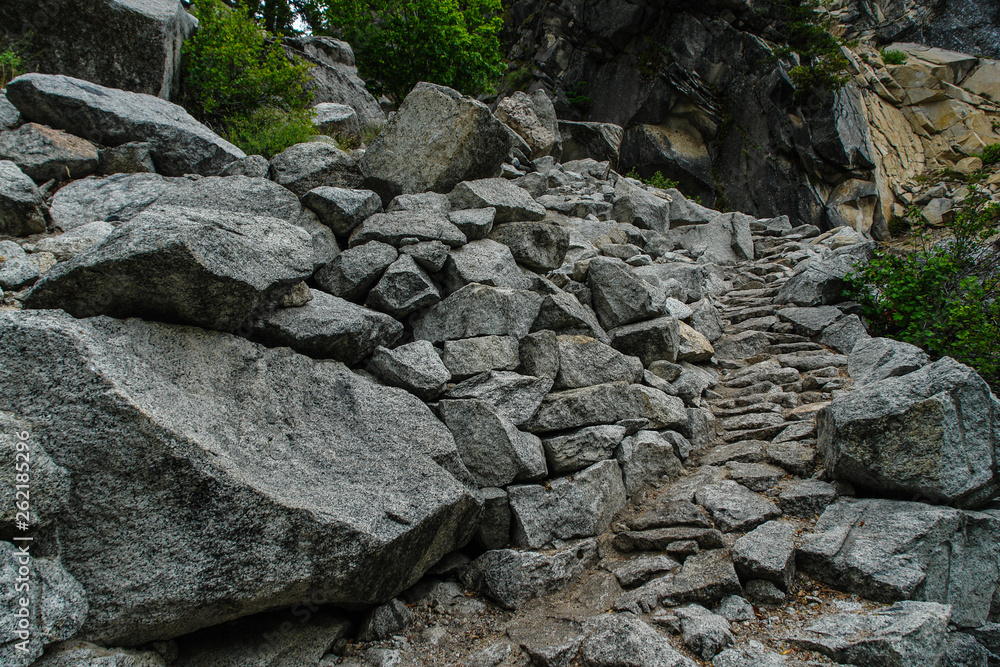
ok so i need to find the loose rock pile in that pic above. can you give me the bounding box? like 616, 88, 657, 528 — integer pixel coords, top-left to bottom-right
1, 72, 998, 667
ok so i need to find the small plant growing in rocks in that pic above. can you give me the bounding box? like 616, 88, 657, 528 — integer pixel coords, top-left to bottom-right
626, 167, 680, 190
880, 49, 907, 65
981, 143, 1000, 166
0, 45, 24, 89
845, 193, 1000, 385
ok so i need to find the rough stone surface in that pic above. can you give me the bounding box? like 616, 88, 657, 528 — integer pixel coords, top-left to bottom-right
449, 207, 496, 241
360, 83, 512, 203
616, 430, 684, 495
818, 357, 1000, 508
525, 381, 687, 433
0, 310, 481, 645
314, 241, 398, 302
848, 336, 931, 386
28, 641, 167, 667
251, 289, 403, 364
555, 335, 643, 389
588, 256, 665, 330
25, 205, 315, 332
31, 221, 114, 261
366, 253, 441, 318
268, 142, 362, 196
672, 604, 735, 660
731, 520, 797, 590
0, 160, 47, 236
443, 371, 552, 427
0, 122, 99, 182
443, 239, 532, 293
450, 178, 546, 223
609, 316, 681, 365
543, 425, 628, 474
441, 336, 521, 380
533, 292, 609, 342
798, 498, 1000, 627
788, 601, 951, 667
413, 284, 543, 342
489, 220, 570, 271
6, 74, 244, 176
302, 186, 382, 237
370, 340, 450, 400
580, 614, 696, 666
350, 210, 467, 248
509, 460, 627, 548
694, 481, 781, 532
819, 313, 871, 355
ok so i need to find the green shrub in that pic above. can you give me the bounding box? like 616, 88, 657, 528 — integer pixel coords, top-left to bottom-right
223, 106, 316, 158
981, 143, 1000, 166
627, 168, 679, 190
770, 0, 852, 99
181, 0, 312, 128
318, 0, 505, 104
0, 47, 24, 89
886, 215, 912, 238
880, 49, 907, 65
844, 194, 1000, 385
565, 80, 591, 110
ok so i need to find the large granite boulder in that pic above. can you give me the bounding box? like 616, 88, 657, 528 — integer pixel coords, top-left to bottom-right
24, 205, 315, 332
818, 357, 1000, 508
0, 123, 99, 182
359, 83, 513, 203
5, 74, 244, 176
0, 0, 195, 99
0, 160, 47, 236
0, 310, 481, 645
776, 243, 874, 306
798, 498, 1000, 628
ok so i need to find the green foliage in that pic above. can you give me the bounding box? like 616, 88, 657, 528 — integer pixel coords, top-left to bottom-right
886, 215, 912, 238
770, 0, 852, 99
626, 168, 680, 190
223, 106, 316, 158
502, 65, 534, 92
181, 0, 312, 128
880, 49, 907, 65
318, 0, 505, 103
0, 46, 24, 89
981, 143, 1000, 166
844, 195, 1000, 385
564, 81, 591, 110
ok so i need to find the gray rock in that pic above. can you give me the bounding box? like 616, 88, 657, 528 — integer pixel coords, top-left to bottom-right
360, 83, 512, 203
713, 642, 789, 667
819, 313, 870, 354
25, 206, 314, 332
29, 641, 166, 667
588, 256, 665, 330
7, 73, 243, 176
819, 357, 999, 507
349, 210, 467, 248
268, 141, 362, 196
0, 242, 40, 290
543, 425, 628, 474
672, 604, 735, 660
520, 329, 560, 379
555, 335, 643, 389
413, 284, 543, 342
779, 480, 837, 517
664, 213, 754, 265
314, 241, 397, 302
690, 299, 725, 342
611, 177, 671, 232
612, 525, 725, 554
369, 341, 450, 400
655, 549, 742, 608
441, 336, 520, 380
677, 321, 715, 363
450, 178, 545, 223
532, 292, 609, 343
609, 316, 681, 366
798, 498, 1000, 627
606, 555, 680, 588
525, 381, 687, 433
294, 209, 341, 270
848, 336, 931, 386
489, 220, 570, 271
314, 102, 359, 138
386, 192, 451, 213
509, 460, 626, 548
359, 599, 410, 642
0, 412, 70, 533
31, 221, 114, 261
0, 123, 99, 182
0, 92, 21, 129
775, 243, 874, 307
48, 172, 180, 230
745, 579, 785, 604
462, 539, 598, 610
443, 239, 531, 294
558, 120, 624, 167
714, 596, 755, 623
0, 160, 47, 236
942, 632, 990, 667
776, 306, 843, 337
616, 430, 684, 495
439, 399, 546, 487
765, 440, 817, 477
366, 254, 440, 318
731, 520, 796, 590
443, 371, 552, 427
448, 207, 496, 240
725, 461, 784, 493
694, 481, 781, 532
252, 289, 403, 364
667, 193, 719, 226
0, 544, 88, 667
218, 154, 270, 178
400, 240, 449, 272
302, 186, 382, 237
475, 488, 512, 551
580, 614, 696, 667
788, 601, 951, 667
0, 310, 480, 644
157, 175, 304, 221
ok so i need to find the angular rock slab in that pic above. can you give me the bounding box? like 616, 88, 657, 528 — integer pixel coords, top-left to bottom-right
848, 336, 930, 386
509, 460, 626, 548
24, 205, 315, 333
449, 178, 545, 223
0, 310, 481, 645
412, 284, 543, 342
694, 481, 781, 533
818, 357, 1000, 508
268, 142, 362, 197
443, 371, 552, 427
731, 520, 796, 590
359, 83, 512, 203
0, 122, 99, 182
489, 220, 570, 271
580, 614, 697, 667
787, 601, 951, 667
0, 160, 47, 236
798, 498, 1000, 627
370, 340, 450, 400
6, 74, 244, 176
525, 381, 687, 433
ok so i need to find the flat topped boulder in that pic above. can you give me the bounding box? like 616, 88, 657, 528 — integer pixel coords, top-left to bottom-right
359, 82, 512, 203
819, 356, 1000, 508
0, 310, 480, 646
5, 74, 244, 176
449, 178, 545, 223
25, 205, 314, 332
412, 283, 543, 342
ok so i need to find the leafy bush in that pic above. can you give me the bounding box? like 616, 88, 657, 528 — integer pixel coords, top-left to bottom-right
981, 143, 1000, 166
0, 47, 24, 89
880, 49, 907, 65
627, 168, 679, 190
223, 107, 316, 158
771, 0, 852, 99
318, 0, 505, 103
181, 0, 312, 129
844, 194, 1000, 385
